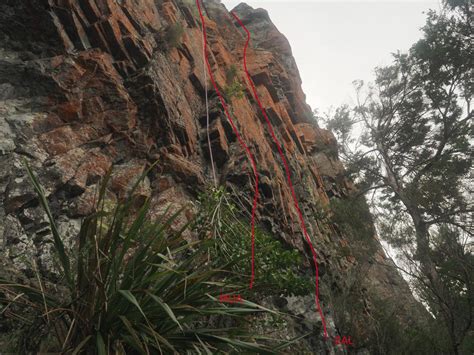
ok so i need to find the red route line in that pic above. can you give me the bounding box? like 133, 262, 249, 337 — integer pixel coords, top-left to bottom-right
231, 11, 329, 339
196, 0, 259, 289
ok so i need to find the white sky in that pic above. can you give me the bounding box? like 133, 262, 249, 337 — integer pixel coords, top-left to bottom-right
220, 0, 442, 113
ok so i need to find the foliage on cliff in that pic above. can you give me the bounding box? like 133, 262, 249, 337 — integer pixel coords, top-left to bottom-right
0, 168, 288, 354
195, 186, 313, 298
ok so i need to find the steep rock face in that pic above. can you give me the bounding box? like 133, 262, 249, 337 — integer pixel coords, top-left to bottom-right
0, 0, 427, 352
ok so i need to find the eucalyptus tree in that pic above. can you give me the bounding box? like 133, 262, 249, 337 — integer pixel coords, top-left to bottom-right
325, 1, 473, 353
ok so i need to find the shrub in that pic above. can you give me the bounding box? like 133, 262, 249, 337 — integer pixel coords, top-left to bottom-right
164, 23, 184, 49
0, 165, 286, 353
366, 294, 436, 354
195, 186, 313, 297
223, 65, 244, 100
329, 195, 378, 258
225, 65, 238, 83
178, 0, 199, 17
232, 228, 313, 297
224, 80, 245, 100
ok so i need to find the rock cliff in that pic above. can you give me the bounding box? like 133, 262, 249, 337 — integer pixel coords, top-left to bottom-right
0, 0, 428, 352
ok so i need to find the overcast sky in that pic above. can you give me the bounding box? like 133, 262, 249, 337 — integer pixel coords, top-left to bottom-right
220, 0, 442, 113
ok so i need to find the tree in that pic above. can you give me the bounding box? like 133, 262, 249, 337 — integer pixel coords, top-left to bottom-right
324, 1, 473, 353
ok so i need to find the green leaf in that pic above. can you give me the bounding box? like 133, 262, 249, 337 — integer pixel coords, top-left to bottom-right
119, 316, 147, 353
148, 293, 183, 331
96, 332, 106, 355
24, 161, 73, 288
118, 290, 145, 318
71, 335, 92, 355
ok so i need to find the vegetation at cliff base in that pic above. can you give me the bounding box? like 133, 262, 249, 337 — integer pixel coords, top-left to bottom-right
0, 167, 291, 354
195, 186, 313, 298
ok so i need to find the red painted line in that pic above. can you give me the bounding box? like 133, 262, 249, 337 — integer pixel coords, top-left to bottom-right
196, 0, 259, 289
231, 11, 329, 339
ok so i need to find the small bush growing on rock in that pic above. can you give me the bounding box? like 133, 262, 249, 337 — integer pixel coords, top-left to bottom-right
164, 22, 184, 49
237, 229, 313, 297
225, 64, 238, 83
178, 0, 199, 16
195, 186, 313, 297
329, 195, 378, 258
314, 199, 330, 221
224, 80, 245, 100
223, 65, 245, 100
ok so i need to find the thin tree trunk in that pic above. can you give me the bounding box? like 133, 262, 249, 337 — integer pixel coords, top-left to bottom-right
407, 207, 459, 355
375, 141, 459, 354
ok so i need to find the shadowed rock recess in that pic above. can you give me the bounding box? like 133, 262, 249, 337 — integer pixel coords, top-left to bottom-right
1, 0, 428, 353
